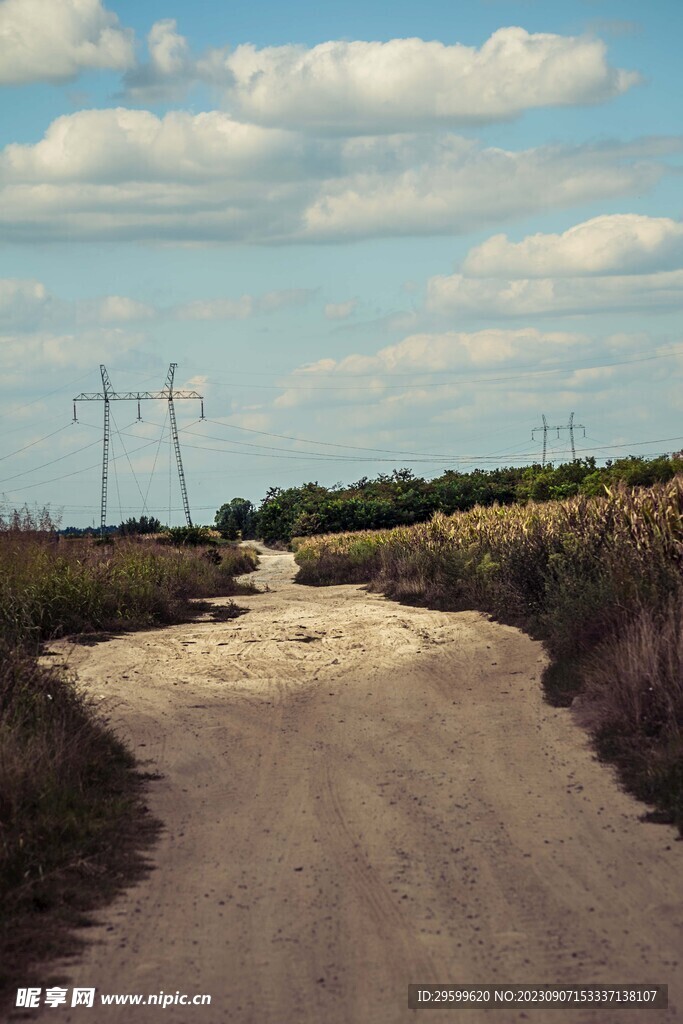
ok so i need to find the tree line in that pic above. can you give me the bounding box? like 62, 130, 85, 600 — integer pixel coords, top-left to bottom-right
214, 454, 683, 544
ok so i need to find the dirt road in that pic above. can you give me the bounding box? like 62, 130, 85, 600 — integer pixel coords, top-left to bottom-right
34, 547, 681, 1023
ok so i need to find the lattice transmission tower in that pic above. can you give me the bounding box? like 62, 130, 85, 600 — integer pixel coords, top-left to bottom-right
532, 412, 586, 467
73, 363, 204, 535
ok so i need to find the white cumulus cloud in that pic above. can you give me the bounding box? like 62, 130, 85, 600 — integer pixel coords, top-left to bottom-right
273, 328, 593, 410
123, 27, 638, 132
220, 29, 638, 133
78, 295, 156, 323
0, 277, 155, 330
147, 18, 189, 76
0, 109, 674, 245
1, 108, 300, 183
123, 18, 194, 102
463, 214, 683, 277
0, 328, 143, 375
0, 278, 59, 329
425, 213, 683, 318
0, 0, 134, 85
267, 329, 660, 437
427, 269, 683, 317
301, 328, 588, 375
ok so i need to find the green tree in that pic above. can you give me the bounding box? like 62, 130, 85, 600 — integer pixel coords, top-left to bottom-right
215, 497, 257, 539
118, 515, 162, 536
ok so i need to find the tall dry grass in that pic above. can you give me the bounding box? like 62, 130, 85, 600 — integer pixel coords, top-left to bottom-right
0, 533, 257, 649
294, 479, 683, 829
0, 520, 258, 997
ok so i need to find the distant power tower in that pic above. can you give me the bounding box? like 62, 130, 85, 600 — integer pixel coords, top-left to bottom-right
532, 412, 586, 466
73, 363, 204, 535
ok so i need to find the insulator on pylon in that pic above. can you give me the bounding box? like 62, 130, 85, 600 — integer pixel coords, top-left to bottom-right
73, 402, 77, 423
200, 400, 205, 420
137, 400, 142, 421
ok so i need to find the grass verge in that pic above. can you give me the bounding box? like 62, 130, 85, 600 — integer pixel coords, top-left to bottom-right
0, 645, 159, 1005
293, 480, 683, 831
0, 529, 258, 1008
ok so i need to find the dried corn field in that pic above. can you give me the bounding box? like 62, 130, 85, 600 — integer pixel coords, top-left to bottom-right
294, 478, 683, 829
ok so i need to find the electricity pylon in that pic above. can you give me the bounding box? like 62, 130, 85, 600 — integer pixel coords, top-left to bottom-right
73, 364, 204, 535
532, 413, 550, 466
532, 412, 586, 467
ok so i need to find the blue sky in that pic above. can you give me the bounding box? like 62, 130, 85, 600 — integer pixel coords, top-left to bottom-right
0, 0, 681, 526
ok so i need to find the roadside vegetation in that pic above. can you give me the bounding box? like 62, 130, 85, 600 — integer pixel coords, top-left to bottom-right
0, 508, 257, 998
293, 478, 683, 831
244, 454, 683, 544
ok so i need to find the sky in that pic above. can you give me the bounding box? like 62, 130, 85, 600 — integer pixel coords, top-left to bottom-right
0, 0, 682, 527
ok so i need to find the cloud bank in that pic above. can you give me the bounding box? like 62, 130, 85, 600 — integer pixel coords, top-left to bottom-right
0, 110, 673, 244
427, 214, 683, 318
427, 270, 683, 318
0, 277, 316, 332
270, 327, 643, 416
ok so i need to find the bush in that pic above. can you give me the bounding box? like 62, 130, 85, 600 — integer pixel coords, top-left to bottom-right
165, 525, 216, 547
117, 515, 162, 536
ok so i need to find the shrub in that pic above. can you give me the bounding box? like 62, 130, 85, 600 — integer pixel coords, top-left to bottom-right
164, 525, 216, 547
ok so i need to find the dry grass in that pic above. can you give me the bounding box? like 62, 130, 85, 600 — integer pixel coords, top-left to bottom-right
577, 600, 683, 821
0, 534, 258, 649
294, 478, 683, 829
0, 522, 258, 1003
0, 642, 155, 999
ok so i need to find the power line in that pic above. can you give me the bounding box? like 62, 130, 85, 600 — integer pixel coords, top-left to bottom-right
0, 437, 102, 486
0, 499, 224, 514
143, 406, 169, 513
0, 371, 94, 423
109, 429, 124, 527
7, 422, 682, 497
180, 441, 392, 463
0, 436, 166, 495
178, 434, 683, 465
186, 423, 451, 460
79, 419, 449, 463
110, 409, 149, 518
190, 417, 555, 460
0, 422, 72, 462
201, 417, 466, 458
0, 412, 70, 441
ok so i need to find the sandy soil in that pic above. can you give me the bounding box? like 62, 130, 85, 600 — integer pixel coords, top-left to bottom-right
30, 546, 682, 1023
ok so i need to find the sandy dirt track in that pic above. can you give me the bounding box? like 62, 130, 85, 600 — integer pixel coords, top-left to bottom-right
32, 546, 682, 1023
